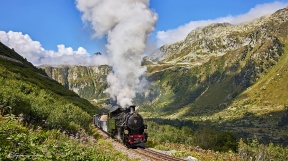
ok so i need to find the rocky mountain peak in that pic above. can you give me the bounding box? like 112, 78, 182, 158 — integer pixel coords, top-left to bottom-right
146, 6, 288, 66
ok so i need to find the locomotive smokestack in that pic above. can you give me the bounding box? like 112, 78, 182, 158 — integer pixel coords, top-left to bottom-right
130, 105, 136, 113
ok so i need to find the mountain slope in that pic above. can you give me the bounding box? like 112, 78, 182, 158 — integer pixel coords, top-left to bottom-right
139, 7, 288, 143
0, 42, 98, 132
142, 7, 288, 114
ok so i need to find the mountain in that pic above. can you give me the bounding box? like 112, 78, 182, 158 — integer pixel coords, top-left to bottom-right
39, 65, 111, 105
143, 7, 288, 112
0, 42, 98, 132
140, 7, 288, 144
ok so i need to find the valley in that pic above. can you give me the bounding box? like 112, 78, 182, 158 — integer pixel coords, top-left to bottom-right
1, 6, 288, 161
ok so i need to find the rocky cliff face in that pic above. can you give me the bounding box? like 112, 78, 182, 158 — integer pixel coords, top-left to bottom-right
39, 65, 111, 103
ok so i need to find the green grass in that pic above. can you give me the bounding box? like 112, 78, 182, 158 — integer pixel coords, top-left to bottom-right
0, 115, 135, 161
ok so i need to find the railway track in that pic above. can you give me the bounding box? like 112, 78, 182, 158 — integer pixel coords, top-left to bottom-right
134, 148, 187, 161
95, 127, 187, 161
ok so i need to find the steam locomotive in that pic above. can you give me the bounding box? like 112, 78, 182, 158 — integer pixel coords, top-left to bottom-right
93, 105, 148, 147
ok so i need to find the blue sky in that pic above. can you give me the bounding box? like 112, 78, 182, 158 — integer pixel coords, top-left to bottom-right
0, 0, 104, 54
151, 0, 266, 30
0, 0, 288, 66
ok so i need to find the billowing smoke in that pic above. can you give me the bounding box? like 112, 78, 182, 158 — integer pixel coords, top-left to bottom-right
76, 0, 157, 107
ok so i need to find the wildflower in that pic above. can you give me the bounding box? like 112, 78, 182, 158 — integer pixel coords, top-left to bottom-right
76, 132, 80, 139
18, 113, 24, 122
69, 134, 74, 139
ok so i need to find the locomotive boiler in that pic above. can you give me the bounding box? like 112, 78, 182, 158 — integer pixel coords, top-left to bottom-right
93, 105, 148, 147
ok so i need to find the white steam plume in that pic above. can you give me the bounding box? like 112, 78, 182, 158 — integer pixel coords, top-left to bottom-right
76, 0, 158, 107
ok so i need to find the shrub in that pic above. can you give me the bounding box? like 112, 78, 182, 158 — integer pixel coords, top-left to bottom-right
238, 138, 288, 160
147, 121, 238, 152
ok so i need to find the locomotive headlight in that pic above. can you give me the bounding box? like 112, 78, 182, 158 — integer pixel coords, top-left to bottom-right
124, 130, 129, 134
144, 129, 148, 133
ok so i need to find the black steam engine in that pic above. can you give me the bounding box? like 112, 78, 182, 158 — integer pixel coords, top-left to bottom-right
93, 105, 148, 147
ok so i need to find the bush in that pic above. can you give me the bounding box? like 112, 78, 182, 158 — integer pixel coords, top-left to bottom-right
238, 138, 288, 160
147, 121, 238, 152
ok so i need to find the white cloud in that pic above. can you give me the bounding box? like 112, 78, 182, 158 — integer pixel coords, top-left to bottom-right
156, 1, 288, 47
0, 30, 108, 66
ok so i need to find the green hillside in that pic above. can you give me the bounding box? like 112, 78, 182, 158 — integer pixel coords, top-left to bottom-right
0, 42, 98, 132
